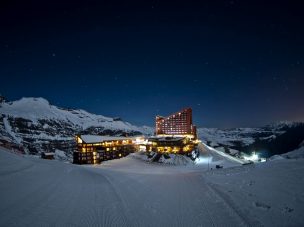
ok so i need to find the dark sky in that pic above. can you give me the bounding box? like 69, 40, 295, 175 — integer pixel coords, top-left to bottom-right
1, 0, 304, 128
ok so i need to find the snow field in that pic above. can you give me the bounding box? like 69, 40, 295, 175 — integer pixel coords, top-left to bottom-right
1, 144, 304, 226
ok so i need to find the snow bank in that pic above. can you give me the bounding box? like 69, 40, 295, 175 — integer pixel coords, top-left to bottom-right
131, 152, 195, 166
269, 145, 304, 161
54, 149, 68, 161
268, 155, 285, 161
158, 154, 195, 166
282, 146, 304, 159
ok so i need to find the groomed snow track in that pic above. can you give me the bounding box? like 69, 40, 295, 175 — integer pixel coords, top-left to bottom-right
0, 145, 256, 226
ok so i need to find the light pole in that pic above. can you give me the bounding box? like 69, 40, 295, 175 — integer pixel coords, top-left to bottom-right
208, 146, 211, 170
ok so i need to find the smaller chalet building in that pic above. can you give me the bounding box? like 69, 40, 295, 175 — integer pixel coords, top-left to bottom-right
73, 135, 145, 164
147, 135, 198, 155
41, 152, 55, 160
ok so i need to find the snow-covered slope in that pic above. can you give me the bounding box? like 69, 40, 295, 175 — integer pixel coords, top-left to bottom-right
198, 127, 259, 147
270, 141, 304, 160
1, 144, 303, 226
281, 146, 304, 159
0, 97, 152, 133
0, 97, 153, 155
198, 122, 304, 158
198, 126, 288, 147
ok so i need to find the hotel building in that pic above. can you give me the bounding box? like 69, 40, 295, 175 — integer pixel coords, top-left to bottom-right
155, 108, 197, 139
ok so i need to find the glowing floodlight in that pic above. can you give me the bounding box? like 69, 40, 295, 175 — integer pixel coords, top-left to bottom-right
244, 152, 259, 162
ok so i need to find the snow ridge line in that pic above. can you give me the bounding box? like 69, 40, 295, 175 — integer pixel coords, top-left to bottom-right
202, 143, 246, 164
3, 117, 21, 144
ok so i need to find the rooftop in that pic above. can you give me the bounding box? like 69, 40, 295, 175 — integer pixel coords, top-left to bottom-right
79, 135, 143, 144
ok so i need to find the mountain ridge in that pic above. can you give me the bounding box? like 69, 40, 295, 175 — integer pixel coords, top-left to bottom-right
198, 122, 304, 158
1, 96, 303, 159
0, 97, 153, 156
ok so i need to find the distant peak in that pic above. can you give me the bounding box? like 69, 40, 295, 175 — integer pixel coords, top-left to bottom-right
17, 97, 50, 105
266, 121, 303, 129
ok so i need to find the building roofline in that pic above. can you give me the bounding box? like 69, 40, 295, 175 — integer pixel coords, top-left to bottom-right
156, 107, 192, 120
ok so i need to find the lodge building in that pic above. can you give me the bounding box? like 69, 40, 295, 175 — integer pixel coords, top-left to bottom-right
73, 107, 200, 164
73, 135, 145, 164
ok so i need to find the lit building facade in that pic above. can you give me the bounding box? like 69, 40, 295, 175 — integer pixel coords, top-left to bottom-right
155, 108, 197, 139
73, 135, 145, 164
74, 108, 199, 164
146, 136, 198, 154
147, 108, 199, 155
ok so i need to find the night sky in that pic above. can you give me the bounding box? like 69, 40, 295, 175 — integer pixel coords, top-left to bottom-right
1, 0, 304, 128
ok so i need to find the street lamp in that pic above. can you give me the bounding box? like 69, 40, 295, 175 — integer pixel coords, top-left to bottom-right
207, 145, 211, 170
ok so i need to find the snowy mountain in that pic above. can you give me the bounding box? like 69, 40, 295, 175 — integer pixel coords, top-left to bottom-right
1, 96, 303, 159
198, 122, 304, 158
0, 97, 153, 155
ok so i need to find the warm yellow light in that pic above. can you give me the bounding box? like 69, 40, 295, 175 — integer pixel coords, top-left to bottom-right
193, 139, 201, 144
77, 136, 83, 144
157, 147, 164, 152
173, 147, 180, 152
183, 145, 191, 152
